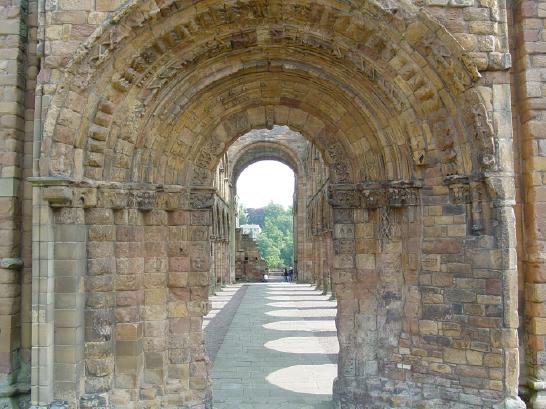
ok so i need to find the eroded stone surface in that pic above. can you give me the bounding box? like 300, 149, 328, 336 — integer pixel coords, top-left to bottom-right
0, 0, 542, 406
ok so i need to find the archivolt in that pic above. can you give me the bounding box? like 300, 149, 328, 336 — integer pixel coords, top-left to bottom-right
229, 140, 303, 183
42, 0, 495, 187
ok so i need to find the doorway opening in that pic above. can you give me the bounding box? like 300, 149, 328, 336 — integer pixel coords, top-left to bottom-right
203, 127, 339, 408
237, 160, 295, 283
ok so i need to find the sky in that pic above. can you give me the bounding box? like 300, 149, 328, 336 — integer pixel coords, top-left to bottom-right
236, 161, 295, 208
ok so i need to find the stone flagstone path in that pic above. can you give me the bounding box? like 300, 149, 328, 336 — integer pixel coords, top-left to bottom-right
204, 281, 338, 409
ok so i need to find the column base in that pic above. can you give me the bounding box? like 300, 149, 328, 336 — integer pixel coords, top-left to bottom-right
531, 392, 546, 409
29, 401, 68, 409
493, 397, 527, 409
80, 394, 109, 409
528, 378, 546, 408
0, 383, 30, 408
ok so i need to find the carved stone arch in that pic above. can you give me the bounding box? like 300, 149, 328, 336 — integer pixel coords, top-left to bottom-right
188, 107, 358, 187
230, 140, 302, 184
39, 0, 496, 186
32, 0, 520, 407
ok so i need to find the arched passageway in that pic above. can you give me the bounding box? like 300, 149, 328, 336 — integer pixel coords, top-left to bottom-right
27, 0, 520, 408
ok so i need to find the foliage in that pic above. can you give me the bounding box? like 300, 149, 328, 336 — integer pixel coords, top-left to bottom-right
254, 202, 294, 268
246, 207, 265, 227
238, 204, 249, 225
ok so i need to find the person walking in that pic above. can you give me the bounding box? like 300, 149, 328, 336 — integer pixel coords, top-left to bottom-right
288, 267, 294, 282
283, 267, 288, 282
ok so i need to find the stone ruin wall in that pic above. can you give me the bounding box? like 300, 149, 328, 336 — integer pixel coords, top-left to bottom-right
234, 228, 267, 282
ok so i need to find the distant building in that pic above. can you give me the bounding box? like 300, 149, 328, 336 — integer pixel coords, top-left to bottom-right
238, 224, 262, 240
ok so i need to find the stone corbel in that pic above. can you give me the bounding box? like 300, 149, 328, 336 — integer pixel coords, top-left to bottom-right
43, 186, 73, 207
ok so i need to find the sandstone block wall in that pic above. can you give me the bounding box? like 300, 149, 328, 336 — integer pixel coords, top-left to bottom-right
0, 0, 544, 406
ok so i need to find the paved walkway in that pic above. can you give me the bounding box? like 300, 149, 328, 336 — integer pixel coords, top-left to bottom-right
204, 281, 338, 409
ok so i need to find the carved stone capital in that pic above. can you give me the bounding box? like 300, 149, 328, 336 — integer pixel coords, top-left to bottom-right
327, 184, 360, 208
43, 186, 73, 206
127, 190, 156, 210
357, 180, 421, 209
328, 181, 421, 209
190, 188, 215, 209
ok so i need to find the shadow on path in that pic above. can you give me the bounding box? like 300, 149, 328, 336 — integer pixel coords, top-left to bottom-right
204, 282, 338, 409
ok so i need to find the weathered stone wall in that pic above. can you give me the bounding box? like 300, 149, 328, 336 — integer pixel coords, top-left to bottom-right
0, 0, 35, 405
0, 0, 540, 406
234, 229, 267, 282
329, 177, 518, 408
30, 184, 213, 408
510, 0, 546, 404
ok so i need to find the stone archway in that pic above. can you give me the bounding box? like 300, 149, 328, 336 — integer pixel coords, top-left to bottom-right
31, 0, 520, 407
226, 127, 310, 283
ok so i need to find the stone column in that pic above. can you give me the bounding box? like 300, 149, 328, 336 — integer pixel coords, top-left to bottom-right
510, 0, 546, 404
295, 177, 306, 282
52, 206, 86, 406
329, 182, 425, 407
185, 208, 212, 406
28, 179, 69, 408
82, 202, 116, 408
322, 233, 332, 295
330, 203, 358, 408
0, 2, 28, 406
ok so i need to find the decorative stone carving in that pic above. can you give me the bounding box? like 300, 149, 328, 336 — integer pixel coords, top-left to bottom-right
156, 191, 181, 210
334, 239, 354, 254
191, 167, 214, 186
327, 185, 360, 208
388, 186, 419, 207
445, 176, 471, 204
328, 182, 421, 209
434, 116, 459, 177
470, 182, 484, 235
190, 189, 215, 209
378, 206, 394, 244
127, 190, 156, 210
97, 188, 128, 209
73, 188, 98, 208
445, 176, 487, 235
358, 181, 421, 209
326, 143, 352, 184
91, 310, 112, 342
472, 103, 496, 169
360, 187, 387, 209
465, 90, 497, 171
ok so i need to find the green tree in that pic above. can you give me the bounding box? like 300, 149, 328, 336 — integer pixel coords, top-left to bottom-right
238, 204, 249, 225
256, 202, 293, 268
